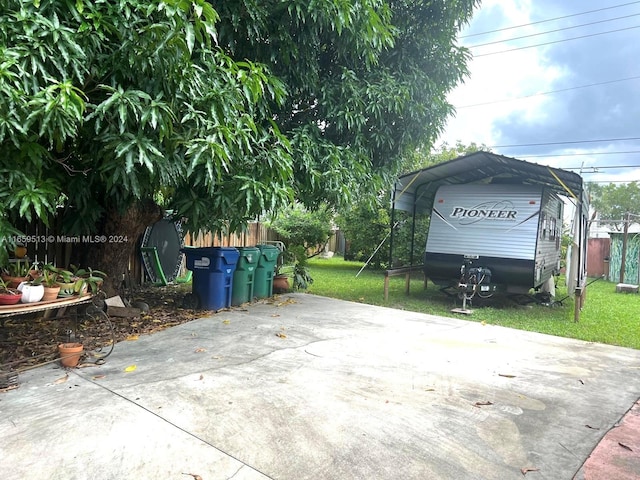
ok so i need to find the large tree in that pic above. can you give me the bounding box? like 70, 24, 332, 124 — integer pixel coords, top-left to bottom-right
0, 0, 478, 291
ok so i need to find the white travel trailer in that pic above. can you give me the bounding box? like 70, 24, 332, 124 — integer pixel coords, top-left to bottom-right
391, 152, 589, 316
424, 183, 564, 294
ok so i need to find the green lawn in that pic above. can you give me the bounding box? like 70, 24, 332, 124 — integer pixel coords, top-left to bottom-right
305, 256, 640, 350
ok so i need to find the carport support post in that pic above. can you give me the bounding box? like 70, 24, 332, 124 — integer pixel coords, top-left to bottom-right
409, 198, 417, 265
619, 212, 630, 284
574, 287, 582, 322
389, 188, 397, 267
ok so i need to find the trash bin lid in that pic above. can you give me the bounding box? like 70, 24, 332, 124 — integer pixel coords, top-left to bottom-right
256, 244, 281, 262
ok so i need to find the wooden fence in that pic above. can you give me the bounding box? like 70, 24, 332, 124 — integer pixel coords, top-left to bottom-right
184, 222, 272, 248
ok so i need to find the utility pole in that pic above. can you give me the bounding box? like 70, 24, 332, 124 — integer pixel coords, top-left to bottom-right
619, 211, 630, 284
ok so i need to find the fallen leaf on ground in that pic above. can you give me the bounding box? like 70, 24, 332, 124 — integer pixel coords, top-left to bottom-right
53, 374, 69, 385
276, 298, 296, 306
499, 373, 516, 378
182, 474, 203, 480
275, 332, 287, 338
198, 374, 204, 380
92, 375, 106, 380
222, 319, 230, 325
271, 314, 280, 317
124, 365, 137, 372
473, 400, 493, 407
126, 334, 139, 341
521, 467, 539, 475
194, 348, 206, 353
619, 442, 633, 451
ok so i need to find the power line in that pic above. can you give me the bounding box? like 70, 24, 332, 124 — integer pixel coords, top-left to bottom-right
582, 178, 640, 183
468, 13, 640, 49
518, 150, 640, 159
460, 1, 640, 38
561, 165, 640, 170
491, 137, 640, 148
473, 24, 640, 58
457, 75, 640, 109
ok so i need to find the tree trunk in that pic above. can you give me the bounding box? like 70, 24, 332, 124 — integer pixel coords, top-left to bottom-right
79, 200, 163, 297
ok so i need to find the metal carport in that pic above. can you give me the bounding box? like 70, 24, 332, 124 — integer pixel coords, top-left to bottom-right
390, 151, 589, 320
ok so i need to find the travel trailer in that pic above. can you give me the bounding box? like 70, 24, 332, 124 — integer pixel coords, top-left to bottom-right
424, 183, 564, 295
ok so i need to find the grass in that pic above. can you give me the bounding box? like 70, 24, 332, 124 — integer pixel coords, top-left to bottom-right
305, 256, 640, 350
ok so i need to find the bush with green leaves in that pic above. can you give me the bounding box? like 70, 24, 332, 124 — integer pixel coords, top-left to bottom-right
336, 206, 429, 269
336, 204, 390, 267
268, 205, 333, 257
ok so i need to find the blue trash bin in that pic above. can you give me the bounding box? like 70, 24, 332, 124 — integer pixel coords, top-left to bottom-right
181, 247, 240, 310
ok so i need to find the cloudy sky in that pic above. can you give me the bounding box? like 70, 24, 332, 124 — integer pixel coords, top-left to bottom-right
438, 0, 640, 186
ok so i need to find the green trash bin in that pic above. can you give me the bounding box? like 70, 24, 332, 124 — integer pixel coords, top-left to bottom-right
253, 244, 281, 299
231, 247, 260, 306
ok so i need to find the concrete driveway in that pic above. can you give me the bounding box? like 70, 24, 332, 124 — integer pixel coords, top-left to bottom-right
1, 293, 639, 479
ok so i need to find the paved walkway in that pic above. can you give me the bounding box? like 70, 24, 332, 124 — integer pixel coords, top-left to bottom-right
1, 294, 639, 479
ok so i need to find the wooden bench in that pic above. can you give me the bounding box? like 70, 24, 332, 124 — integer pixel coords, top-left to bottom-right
383, 265, 426, 301
0, 294, 95, 321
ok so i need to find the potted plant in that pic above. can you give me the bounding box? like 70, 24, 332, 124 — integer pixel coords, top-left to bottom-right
272, 249, 293, 294
0, 277, 22, 305
16, 279, 45, 303
54, 267, 86, 297
273, 266, 291, 293
1, 259, 35, 288
33, 264, 63, 301
69, 265, 106, 294
272, 245, 314, 292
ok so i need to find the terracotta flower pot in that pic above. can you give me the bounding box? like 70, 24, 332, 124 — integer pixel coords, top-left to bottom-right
273, 274, 290, 294
1, 274, 29, 289
42, 285, 61, 302
58, 343, 83, 368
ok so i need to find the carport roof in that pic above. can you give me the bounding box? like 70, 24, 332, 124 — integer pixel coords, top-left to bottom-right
392, 151, 586, 214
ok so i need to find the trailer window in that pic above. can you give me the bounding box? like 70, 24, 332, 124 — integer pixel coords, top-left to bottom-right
549, 217, 557, 240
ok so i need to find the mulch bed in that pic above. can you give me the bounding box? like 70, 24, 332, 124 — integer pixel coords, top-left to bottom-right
0, 284, 208, 381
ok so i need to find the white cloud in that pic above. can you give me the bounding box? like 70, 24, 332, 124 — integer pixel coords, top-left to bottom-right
437, 0, 640, 186
440, 1, 566, 148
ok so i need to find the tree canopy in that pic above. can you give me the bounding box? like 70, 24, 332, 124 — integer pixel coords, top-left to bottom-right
589, 182, 640, 231
0, 0, 479, 279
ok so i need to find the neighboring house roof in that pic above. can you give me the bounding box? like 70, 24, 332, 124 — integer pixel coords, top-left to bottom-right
393, 151, 587, 215
607, 224, 640, 235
